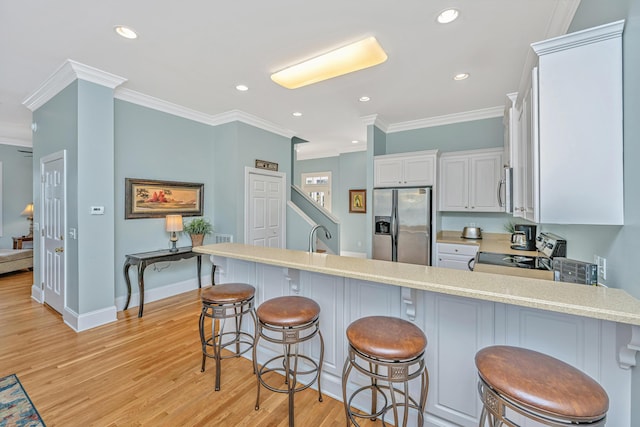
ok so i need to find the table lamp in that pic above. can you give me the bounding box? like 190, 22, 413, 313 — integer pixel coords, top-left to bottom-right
21, 203, 34, 237
165, 215, 183, 252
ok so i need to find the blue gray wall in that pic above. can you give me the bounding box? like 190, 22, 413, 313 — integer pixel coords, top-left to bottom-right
295, 152, 367, 255
212, 121, 291, 243
0, 144, 33, 248
569, 1, 640, 424
32, 81, 80, 311
385, 117, 504, 153
114, 100, 216, 299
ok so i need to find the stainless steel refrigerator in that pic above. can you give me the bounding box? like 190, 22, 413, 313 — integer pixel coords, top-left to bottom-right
373, 187, 432, 265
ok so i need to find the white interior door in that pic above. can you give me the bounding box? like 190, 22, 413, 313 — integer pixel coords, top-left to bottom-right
40, 151, 66, 314
246, 168, 285, 248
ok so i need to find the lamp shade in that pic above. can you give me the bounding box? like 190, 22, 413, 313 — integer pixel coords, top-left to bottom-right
21, 203, 34, 217
165, 215, 183, 232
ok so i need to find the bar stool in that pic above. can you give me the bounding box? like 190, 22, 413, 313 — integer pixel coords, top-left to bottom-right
253, 295, 324, 427
475, 345, 609, 426
199, 283, 256, 391
342, 316, 429, 427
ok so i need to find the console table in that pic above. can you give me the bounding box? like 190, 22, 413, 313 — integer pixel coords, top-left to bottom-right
12, 236, 33, 249
123, 247, 212, 317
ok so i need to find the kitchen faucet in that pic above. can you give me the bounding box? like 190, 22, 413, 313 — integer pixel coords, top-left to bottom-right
308, 225, 331, 253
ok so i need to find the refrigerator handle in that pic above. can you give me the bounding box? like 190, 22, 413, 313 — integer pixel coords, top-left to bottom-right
391, 190, 399, 261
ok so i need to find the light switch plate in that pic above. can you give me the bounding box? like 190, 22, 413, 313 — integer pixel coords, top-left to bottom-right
91, 206, 105, 215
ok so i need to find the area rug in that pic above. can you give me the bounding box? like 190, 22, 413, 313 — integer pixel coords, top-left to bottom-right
0, 374, 45, 426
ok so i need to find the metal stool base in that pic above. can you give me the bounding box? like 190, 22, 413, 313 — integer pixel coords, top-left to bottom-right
342, 346, 429, 427
199, 296, 256, 391
254, 318, 324, 427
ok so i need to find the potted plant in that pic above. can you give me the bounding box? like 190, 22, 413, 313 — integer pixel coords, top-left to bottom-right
183, 217, 213, 247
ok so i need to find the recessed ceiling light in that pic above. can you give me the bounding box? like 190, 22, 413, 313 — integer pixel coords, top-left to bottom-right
352, 140, 359, 144
359, 96, 370, 102
271, 37, 388, 89
292, 112, 303, 117
453, 73, 470, 81
437, 9, 459, 24
114, 25, 138, 39
236, 84, 249, 91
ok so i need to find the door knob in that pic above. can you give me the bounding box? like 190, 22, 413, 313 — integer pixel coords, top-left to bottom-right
55, 247, 64, 253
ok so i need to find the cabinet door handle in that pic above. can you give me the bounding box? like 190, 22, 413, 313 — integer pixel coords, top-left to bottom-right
497, 179, 505, 207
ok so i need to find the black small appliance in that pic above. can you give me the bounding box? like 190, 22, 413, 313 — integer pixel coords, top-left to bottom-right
510, 224, 537, 251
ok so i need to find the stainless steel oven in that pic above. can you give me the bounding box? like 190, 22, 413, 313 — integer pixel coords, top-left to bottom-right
475, 252, 552, 271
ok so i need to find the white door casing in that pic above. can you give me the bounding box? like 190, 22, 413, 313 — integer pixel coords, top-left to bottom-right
245, 167, 286, 248
40, 151, 66, 314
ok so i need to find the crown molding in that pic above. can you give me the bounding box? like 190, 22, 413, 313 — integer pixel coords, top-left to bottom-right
23, 60, 127, 112
0, 136, 31, 147
115, 88, 214, 125
115, 90, 296, 139
295, 142, 366, 161
361, 114, 388, 132
387, 106, 504, 133
516, 0, 581, 105
212, 110, 296, 139
532, 19, 624, 56
0, 122, 32, 146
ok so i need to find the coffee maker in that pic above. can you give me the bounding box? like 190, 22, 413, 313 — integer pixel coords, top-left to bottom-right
510, 224, 537, 251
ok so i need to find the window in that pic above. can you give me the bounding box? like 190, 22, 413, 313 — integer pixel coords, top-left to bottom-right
301, 172, 332, 212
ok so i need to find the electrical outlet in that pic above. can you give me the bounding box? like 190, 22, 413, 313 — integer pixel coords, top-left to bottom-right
594, 255, 607, 282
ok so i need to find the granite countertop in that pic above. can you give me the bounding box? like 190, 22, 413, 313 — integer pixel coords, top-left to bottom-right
437, 230, 554, 280
436, 230, 539, 256
194, 243, 640, 327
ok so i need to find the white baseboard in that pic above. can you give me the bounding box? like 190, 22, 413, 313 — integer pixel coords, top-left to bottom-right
63, 306, 118, 332
31, 284, 43, 303
30, 276, 210, 332
115, 276, 210, 311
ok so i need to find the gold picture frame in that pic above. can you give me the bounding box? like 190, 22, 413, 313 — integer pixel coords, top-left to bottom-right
349, 189, 366, 213
125, 178, 204, 219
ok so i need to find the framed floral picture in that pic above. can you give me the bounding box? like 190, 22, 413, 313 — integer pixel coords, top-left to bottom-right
349, 189, 366, 213
125, 178, 204, 219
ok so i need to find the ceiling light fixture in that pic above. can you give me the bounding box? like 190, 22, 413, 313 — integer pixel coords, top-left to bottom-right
437, 9, 459, 24
236, 84, 249, 91
359, 96, 371, 102
352, 140, 359, 144
454, 73, 470, 81
292, 112, 303, 117
271, 37, 388, 89
114, 25, 138, 39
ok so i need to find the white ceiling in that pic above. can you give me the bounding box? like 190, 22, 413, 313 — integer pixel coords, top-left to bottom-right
0, 1, 579, 158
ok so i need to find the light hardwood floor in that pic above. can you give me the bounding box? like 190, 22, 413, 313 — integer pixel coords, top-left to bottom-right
0, 271, 384, 426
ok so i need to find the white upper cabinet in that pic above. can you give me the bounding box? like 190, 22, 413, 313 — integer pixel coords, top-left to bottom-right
439, 148, 504, 212
374, 150, 437, 187
525, 20, 624, 225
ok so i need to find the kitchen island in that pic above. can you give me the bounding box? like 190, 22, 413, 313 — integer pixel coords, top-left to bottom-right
194, 243, 640, 427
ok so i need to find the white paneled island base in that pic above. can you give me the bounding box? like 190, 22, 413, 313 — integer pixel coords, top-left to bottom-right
193, 243, 640, 427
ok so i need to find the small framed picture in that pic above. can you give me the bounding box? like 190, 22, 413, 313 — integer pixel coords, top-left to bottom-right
349, 189, 366, 213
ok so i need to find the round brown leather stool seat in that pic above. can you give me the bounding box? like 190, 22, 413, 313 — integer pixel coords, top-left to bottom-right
475, 346, 609, 426
253, 296, 324, 427
342, 316, 429, 427
199, 283, 256, 391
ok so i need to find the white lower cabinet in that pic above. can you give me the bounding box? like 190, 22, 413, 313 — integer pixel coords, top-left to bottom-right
422, 293, 495, 426
299, 271, 345, 381
214, 256, 632, 427
435, 243, 478, 271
